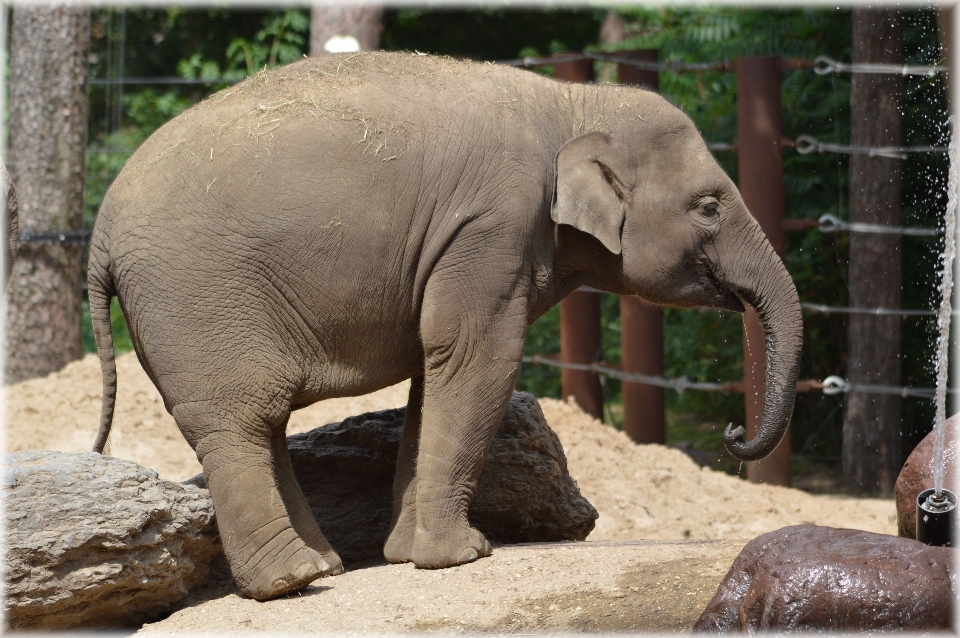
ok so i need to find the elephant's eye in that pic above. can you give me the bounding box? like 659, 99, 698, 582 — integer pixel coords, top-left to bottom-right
702, 201, 719, 217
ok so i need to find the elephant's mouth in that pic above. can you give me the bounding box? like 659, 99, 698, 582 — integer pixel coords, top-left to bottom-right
704, 266, 746, 313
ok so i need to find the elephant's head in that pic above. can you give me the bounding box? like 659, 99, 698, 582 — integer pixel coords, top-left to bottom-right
552, 105, 802, 463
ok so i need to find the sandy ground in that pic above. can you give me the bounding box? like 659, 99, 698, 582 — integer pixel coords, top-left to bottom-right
5, 353, 899, 631
139, 539, 747, 634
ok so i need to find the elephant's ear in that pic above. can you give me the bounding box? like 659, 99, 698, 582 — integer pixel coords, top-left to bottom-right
552, 131, 628, 255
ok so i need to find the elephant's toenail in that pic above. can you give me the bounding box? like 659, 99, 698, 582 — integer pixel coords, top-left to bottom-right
458, 548, 478, 563
294, 563, 315, 579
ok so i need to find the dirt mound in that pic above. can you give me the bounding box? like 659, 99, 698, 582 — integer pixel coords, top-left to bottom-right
5, 352, 896, 541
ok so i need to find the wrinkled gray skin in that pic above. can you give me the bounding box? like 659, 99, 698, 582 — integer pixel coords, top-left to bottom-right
88, 52, 802, 600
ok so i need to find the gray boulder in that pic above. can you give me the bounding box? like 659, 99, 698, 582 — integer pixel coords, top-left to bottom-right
189, 391, 598, 563
284, 390, 598, 562
4, 450, 220, 630
7, 392, 596, 629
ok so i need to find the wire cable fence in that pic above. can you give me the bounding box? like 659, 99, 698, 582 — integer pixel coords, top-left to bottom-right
498, 52, 947, 77
813, 213, 942, 237
522, 355, 957, 400
794, 134, 948, 160
18, 230, 92, 246
799, 302, 951, 318
83, 53, 949, 91
812, 55, 948, 77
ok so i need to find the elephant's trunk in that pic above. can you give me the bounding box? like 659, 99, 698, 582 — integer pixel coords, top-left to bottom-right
712, 214, 803, 462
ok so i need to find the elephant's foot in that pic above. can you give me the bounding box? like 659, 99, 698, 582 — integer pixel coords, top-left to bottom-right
411, 524, 491, 569
383, 506, 418, 563
232, 526, 343, 600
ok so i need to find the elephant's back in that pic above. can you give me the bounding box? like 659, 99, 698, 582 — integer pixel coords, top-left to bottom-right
107, 52, 526, 224
102, 52, 555, 258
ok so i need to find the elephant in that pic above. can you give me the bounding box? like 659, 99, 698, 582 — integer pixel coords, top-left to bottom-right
88, 52, 802, 600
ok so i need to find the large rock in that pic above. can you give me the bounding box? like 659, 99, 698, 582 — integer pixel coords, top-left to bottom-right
4, 451, 220, 630
693, 525, 955, 632
189, 391, 599, 563
289, 390, 598, 562
896, 413, 958, 539
8, 393, 596, 629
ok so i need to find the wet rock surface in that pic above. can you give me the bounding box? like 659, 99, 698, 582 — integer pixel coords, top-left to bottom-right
896, 412, 958, 539
694, 524, 956, 632
189, 391, 599, 564
4, 451, 220, 630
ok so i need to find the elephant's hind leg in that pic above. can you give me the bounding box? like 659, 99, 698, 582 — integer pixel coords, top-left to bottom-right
173, 398, 343, 600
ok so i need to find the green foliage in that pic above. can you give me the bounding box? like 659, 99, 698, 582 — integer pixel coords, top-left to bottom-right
228, 9, 309, 76
517, 306, 561, 399
177, 9, 310, 80
382, 8, 604, 60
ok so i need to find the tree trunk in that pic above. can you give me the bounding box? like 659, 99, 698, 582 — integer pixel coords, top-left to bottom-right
596, 10, 626, 83
3, 161, 19, 289
309, 5, 384, 55
4, 6, 89, 383
842, 8, 903, 495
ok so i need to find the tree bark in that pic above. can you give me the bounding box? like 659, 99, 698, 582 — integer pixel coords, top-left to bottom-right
597, 10, 626, 84
842, 8, 903, 495
309, 5, 384, 55
3, 161, 19, 289
5, 6, 89, 383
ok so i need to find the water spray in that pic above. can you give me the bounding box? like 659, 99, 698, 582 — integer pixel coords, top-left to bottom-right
917, 124, 958, 548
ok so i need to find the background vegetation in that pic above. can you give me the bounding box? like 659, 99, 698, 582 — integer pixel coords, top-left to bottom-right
81, 6, 951, 479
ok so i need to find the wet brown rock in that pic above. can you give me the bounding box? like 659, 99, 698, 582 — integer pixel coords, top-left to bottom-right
4, 451, 221, 630
694, 525, 955, 632
896, 413, 958, 539
189, 391, 598, 563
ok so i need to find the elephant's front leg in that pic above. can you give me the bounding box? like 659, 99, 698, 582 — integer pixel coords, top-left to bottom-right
408, 264, 528, 569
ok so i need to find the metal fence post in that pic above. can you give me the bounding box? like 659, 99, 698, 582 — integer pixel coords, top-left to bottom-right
553, 54, 604, 420
735, 56, 792, 486
617, 49, 666, 444
559, 289, 605, 419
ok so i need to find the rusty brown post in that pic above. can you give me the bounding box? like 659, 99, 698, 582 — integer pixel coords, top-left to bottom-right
553, 54, 604, 420
616, 48, 659, 89
616, 50, 666, 444
736, 56, 791, 486
551, 52, 595, 83
559, 290, 604, 419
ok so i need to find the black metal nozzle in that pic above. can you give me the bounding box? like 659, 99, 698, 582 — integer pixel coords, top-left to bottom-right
916, 488, 956, 547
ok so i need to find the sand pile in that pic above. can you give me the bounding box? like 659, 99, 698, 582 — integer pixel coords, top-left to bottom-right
5, 353, 896, 540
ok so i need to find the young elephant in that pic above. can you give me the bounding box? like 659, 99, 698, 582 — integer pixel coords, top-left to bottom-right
89, 52, 802, 600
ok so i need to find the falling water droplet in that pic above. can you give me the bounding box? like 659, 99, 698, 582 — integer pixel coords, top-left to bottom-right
932, 129, 958, 496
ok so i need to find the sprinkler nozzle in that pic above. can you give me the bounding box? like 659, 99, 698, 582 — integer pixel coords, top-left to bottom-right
916, 488, 956, 547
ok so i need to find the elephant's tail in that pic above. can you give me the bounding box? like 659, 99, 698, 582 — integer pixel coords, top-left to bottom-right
88, 229, 116, 455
